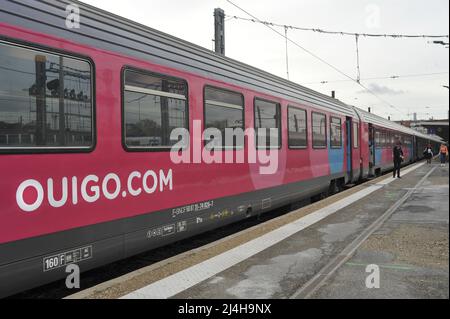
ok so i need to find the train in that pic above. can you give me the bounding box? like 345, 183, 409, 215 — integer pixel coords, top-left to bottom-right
0, 0, 443, 297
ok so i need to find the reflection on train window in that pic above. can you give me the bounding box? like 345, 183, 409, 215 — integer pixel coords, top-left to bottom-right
254, 98, 281, 149
0, 41, 93, 149
312, 112, 326, 148
375, 130, 380, 148
404, 136, 411, 145
123, 69, 188, 149
288, 106, 307, 148
330, 116, 342, 148
380, 131, 386, 148
353, 122, 359, 148
204, 86, 244, 149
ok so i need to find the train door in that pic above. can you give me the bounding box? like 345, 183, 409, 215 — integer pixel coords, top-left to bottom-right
368, 124, 375, 175
346, 117, 353, 181
413, 136, 418, 160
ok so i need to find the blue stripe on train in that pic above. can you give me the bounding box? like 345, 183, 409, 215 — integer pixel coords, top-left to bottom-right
375, 148, 382, 165
328, 140, 345, 174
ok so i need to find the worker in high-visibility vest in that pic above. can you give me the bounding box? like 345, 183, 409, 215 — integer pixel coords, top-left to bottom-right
440, 143, 449, 166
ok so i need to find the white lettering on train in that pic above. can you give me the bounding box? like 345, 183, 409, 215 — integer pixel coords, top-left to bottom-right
16, 179, 44, 212
72, 176, 78, 205
127, 171, 142, 196
159, 169, 173, 192
47, 177, 68, 208
102, 173, 121, 200
143, 170, 158, 194
81, 175, 100, 203
15, 169, 173, 212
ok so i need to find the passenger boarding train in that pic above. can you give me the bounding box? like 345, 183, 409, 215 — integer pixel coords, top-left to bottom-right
0, 0, 442, 297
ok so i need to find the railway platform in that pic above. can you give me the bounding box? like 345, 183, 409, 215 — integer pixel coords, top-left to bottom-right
67, 161, 449, 299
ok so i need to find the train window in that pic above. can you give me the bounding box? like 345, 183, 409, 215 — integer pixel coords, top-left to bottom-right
353, 122, 359, 148
406, 136, 411, 145
0, 41, 94, 151
312, 112, 327, 148
330, 117, 342, 148
375, 131, 380, 148
123, 69, 188, 149
287, 106, 307, 148
254, 98, 281, 149
388, 132, 393, 146
380, 131, 386, 148
204, 86, 244, 149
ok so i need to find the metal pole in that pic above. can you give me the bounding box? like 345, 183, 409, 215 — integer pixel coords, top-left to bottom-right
214, 8, 225, 55
35, 55, 47, 146
58, 56, 65, 145
285, 25, 289, 80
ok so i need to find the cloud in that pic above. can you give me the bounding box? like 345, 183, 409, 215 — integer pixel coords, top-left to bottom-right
358, 83, 406, 95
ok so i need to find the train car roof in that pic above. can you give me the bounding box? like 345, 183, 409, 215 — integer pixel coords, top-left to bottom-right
0, 0, 359, 118
354, 107, 443, 143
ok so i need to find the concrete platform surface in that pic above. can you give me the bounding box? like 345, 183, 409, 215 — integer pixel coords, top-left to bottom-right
171, 163, 449, 299
69, 162, 449, 299
311, 163, 449, 299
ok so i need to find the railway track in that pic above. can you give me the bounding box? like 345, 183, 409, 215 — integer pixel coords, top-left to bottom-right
8, 175, 375, 299
9, 202, 296, 299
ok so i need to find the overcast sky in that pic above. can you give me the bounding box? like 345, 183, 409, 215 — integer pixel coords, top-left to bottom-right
82, 0, 449, 121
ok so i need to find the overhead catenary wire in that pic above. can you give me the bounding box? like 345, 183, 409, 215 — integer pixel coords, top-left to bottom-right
225, 14, 449, 39
302, 72, 450, 85
224, 0, 404, 114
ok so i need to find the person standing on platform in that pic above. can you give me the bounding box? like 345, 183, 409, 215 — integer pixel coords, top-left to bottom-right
423, 144, 433, 164
439, 143, 448, 167
393, 140, 404, 178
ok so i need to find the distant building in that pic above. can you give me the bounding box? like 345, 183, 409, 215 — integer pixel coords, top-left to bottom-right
396, 119, 449, 142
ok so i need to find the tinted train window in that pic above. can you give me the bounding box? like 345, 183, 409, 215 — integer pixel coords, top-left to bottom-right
380, 131, 386, 147
288, 106, 307, 148
123, 69, 188, 149
404, 136, 411, 145
312, 112, 326, 148
204, 86, 244, 149
330, 117, 342, 148
375, 131, 380, 148
0, 41, 93, 150
254, 98, 281, 149
353, 122, 359, 148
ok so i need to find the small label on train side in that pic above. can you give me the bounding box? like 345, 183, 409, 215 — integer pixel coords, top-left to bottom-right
43, 245, 92, 272
172, 200, 214, 218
